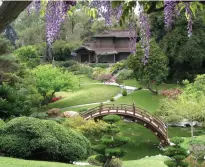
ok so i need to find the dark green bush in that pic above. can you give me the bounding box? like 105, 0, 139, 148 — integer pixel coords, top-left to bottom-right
59, 60, 78, 68
0, 119, 5, 127
122, 89, 127, 96
116, 69, 134, 81
89, 63, 109, 68
0, 117, 91, 163
110, 97, 115, 101
87, 155, 102, 166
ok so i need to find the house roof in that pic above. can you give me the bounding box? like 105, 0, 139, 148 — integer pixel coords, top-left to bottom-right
94, 30, 132, 38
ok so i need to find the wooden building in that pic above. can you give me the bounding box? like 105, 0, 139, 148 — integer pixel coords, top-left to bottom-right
73, 30, 134, 63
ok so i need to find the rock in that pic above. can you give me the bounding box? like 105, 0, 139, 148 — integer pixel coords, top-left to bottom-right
47, 108, 61, 117
62, 111, 79, 118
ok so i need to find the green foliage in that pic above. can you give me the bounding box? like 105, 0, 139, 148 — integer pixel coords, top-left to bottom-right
122, 89, 127, 96
103, 115, 121, 124
0, 35, 14, 55
110, 60, 127, 73
52, 40, 81, 61
63, 116, 108, 141
59, 60, 78, 68
89, 63, 109, 69
0, 117, 90, 162
108, 158, 123, 167
92, 115, 130, 167
127, 39, 169, 93
87, 155, 102, 166
0, 119, 5, 127
32, 64, 79, 105
14, 45, 40, 68
116, 69, 134, 81
110, 97, 115, 101
164, 137, 188, 167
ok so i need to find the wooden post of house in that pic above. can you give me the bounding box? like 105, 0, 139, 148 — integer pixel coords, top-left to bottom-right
89, 53, 91, 63
114, 54, 116, 63
95, 54, 98, 63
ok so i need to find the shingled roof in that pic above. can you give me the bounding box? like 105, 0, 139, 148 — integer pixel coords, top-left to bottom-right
94, 30, 131, 38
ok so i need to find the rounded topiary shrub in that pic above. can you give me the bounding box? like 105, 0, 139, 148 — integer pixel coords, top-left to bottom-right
108, 158, 123, 167
122, 89, 127, 96
87, 155, 102, 166
110, 97, 115, 101
0, 117, 90, 163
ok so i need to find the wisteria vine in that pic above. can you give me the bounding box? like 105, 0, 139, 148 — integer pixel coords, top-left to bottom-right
25, 0, 195, 64
139, 6, 151, 65
185, 2, 193, 38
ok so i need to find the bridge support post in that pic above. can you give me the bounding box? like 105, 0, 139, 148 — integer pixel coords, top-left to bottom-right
99, 102, 103, 114
133, 103, 135, 115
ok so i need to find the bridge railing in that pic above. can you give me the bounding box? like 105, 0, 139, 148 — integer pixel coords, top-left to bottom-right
81, 103, 168, 141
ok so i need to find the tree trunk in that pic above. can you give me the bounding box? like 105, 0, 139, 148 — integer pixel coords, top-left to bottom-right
103, 157, 112, 167
46, 43, 53, 63
147, 81, 158, 94
191, 121, 194, 138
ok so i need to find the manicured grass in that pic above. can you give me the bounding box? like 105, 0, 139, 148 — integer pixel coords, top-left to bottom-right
0, 157, 94, 167
0, 156, 169, 167
49, 85, 120, 108
123, 156, 169, 167
112, 90, 163, 113
123, 79, 179, 90
181, 135, 205, 149
77, 75, 100, 84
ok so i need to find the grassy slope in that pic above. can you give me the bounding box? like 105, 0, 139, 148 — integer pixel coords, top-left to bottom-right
123, 156, 168, 167
0, 157, 93, 167
123, 79, 179, 90
112, 90, 163, 113
0, 156, 168, 167
77, 75, 100, 84
49, 85, 120, 109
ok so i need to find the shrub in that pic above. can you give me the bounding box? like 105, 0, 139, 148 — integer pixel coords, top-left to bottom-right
110, 97, 115, 101
122, 89, 127, 96
51, 96, 62, 103
59, 60, 78, 68
108, 158, 123, 167
73, 65, 93, 78
14, 45, 40, 68
89, 63, 109, 68
0, 119, 5, 127
91, 67, 105, 80
116, 69, 134, 81
98, 74, 113, 82
110, 60, 127, 73
0, 117, 90, 162
161, 88, 182, 99
46, 108, 61, 117
30, 112, 48, 119
88, 155, 102, 166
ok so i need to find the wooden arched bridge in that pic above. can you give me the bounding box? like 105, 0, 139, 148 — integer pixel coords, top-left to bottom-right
80, 103, 170, 146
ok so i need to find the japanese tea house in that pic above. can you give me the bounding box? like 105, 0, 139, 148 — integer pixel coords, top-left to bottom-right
73, 30, 135, 63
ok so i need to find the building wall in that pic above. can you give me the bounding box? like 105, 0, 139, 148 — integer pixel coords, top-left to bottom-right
115, 37, 129, 48
96, 38, 114, 48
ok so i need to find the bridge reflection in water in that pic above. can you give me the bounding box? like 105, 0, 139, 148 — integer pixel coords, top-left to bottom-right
80, 103, 170, 146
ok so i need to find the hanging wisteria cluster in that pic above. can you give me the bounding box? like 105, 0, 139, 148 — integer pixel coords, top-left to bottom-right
46, 1, 76, 45
185, 2, 193, 38
90, 1, 123, 25
139, 6, 151, 65
164, 0, 177, 29
25, 0, 196, 64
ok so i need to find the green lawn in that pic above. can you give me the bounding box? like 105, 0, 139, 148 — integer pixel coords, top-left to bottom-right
112, 90, 163, 113
0, 157, 93, 167
0, 156, 169, 167
123, 79, 179, 90
123, 156, 169, 167
77, 75, 100, 84
49, 85, 120, 109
